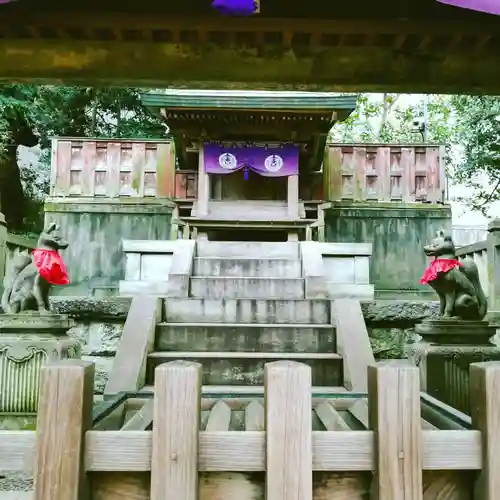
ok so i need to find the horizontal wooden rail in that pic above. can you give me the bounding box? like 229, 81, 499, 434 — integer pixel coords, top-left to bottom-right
0, 429, 482, 473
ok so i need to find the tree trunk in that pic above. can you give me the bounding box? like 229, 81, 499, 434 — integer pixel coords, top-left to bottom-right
0, 145, 26, 230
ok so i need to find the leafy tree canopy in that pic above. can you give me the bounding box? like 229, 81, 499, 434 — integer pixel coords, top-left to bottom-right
331, 93, 500, 216
0, 85, 166, 232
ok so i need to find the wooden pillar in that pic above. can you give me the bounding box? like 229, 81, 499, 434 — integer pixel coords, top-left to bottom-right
287, 174, 299, 218
197, 144, 209, 217
368, 360, 423, 500
470, 361, 500, 499
487, 219, 500, 317
265, 360, 312, 500
150, 360, 202, 500
34, 360, 95, 500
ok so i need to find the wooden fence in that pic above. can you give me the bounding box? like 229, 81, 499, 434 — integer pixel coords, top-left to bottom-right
49, 138, 447, 203
1, 358, 500, 499
455, 218, 500, 316
0, 231, 37, 287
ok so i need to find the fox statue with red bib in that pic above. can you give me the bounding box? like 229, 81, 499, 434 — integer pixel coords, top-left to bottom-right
420, 230, 487, 321
1, 222, 69, 314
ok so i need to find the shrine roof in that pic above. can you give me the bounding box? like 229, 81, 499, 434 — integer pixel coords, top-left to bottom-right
141, 90, 356, 120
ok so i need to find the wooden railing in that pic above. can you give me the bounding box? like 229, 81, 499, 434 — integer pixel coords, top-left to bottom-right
305, 203, 327, 242
1, 359, 499, 499
455, 218, 500, 316
0, 231, 37, 287
169, 206, 197, 240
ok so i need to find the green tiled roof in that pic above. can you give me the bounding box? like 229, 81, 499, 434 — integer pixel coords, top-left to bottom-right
141, 90, 357, 119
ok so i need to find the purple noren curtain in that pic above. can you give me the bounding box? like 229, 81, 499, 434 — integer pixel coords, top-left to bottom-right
212, 0, 258, 15
204, 143, 299, 178
437, 0, 500, 15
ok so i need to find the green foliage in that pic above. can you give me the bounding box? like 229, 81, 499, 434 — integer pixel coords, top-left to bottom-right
450, 95, 500, 215
331, 93, 454, 145
0, 85, 167, 230
331, 92, 500, 214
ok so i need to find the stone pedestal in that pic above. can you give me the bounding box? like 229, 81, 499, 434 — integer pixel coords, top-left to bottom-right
408, 319, 498, 415
0, 313, 80, 415
415, 318, 495, 345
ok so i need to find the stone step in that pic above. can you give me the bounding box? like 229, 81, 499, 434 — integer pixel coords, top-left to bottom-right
189, 277, 304, 299
155, 322, 335, 353
196, 241, 300, 259
164, 298, 331, 324
192, 257, 302, 278
146, 351, 343, 386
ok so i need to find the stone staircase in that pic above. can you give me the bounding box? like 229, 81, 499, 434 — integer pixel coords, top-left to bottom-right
189, 241, 305, 299
145, 242, 340, 390
110, 240, 375, 395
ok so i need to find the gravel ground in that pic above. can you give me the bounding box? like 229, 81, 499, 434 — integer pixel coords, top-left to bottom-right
0, 473, 32, 492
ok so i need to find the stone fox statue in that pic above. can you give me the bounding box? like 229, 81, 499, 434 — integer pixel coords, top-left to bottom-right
2, 223, 69, 314
420, 230, 487, 321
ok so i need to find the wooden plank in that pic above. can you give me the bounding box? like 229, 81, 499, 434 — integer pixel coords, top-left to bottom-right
34, 360, 94, 500
131, 142, 146, 197
353, 146, 367, 201
368, 361, 423, 500
470, 361, 500, 499
315, 402, 350, 431
150, 361, 202, 500
148, 351, 342, 360
156, 142, 175, 197
82, 429, 482, 473
245, 400, 264, 431
106, 142, 122, 198
121, 400, 155, 431
332, 299, 375, 392
205, 401, 231, 431
104, 296, 161, 395
348, 399, 369, 428
49, 138, 58, 196
265, 361, 312, 500
0, 431, 35, 471
324, 147, 342, 201
54, 140, 72, 196
81, 140, 96, 196
401, 147, 416, 202
350, 399, 437, 431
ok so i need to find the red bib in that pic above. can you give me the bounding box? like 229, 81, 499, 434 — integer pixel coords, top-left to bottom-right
420, 258, 462, 285
32, 248, 70, 286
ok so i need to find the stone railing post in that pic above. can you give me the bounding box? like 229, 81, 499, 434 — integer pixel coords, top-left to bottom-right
487, 219, 500, 319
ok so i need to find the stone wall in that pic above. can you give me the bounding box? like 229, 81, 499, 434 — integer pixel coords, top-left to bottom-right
324, 201, 452, 299
51, 297, 440, 393
45, 199, 174, 297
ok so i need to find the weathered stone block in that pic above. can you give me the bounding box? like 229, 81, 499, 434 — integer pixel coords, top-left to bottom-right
0, 313, 80, 413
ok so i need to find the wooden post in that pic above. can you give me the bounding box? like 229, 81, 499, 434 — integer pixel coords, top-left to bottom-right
368, 361, 423, 500
34, 360, 95, 500
150, 361, 202, 500
470, 361, 500, 499
487, 219, 500, 317
287, 174, 299, 218
265, 360, 312, 500
197, 143, 209, 217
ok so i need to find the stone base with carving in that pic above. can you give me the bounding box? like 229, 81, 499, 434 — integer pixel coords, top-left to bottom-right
415, 318, 496, 345
409, 316, 499, 415
0, 313, 80, 415
407, 341, 500, 415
